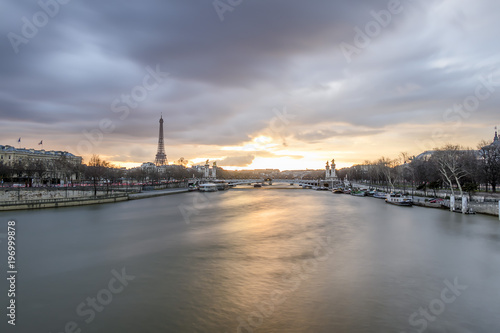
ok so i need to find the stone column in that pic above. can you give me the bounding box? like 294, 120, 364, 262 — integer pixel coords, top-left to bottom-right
462, 195, 468, 214
204, 162, 210, 178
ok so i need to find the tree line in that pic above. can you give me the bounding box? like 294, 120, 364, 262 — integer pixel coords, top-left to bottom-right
0, 155, 200, 188
337, 141, 500, 196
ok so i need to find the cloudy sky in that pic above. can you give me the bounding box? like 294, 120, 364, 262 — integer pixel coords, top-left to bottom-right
1, 0, 499, 170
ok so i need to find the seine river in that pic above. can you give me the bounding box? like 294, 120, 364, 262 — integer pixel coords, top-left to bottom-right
1, 188, 500, 332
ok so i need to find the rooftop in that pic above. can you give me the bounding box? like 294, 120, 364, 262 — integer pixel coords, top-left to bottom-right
0, 145, 79, 157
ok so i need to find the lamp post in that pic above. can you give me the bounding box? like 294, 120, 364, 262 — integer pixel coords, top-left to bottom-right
409, 166, 415, 200
403, 161, 407, 194
403, 159, 414, 200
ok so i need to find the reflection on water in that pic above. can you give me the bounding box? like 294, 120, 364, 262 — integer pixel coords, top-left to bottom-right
1, 189, 500, 332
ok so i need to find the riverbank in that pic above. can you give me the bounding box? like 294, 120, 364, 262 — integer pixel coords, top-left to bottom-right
351, 183, 499, 217
128, 188, 189, 199
412, 199, 499, 216
355, 183, 500, 202
0, 188, 189, 211
0, 194, 129, 211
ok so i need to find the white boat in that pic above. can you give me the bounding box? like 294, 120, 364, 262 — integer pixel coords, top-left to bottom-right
212, 180, 229, 190
315, 187, 329, 191
373, 191, 387, 199
188, 185, 199, 191
199, 183, 218, 192
385, 193, 412, 206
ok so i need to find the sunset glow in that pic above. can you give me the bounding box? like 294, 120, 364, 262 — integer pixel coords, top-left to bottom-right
1, 1, 498, 171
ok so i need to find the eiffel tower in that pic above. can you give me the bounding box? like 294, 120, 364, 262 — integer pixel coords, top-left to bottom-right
154, 115, 167, 166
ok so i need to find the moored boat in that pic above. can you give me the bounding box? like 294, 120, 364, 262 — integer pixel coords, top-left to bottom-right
212, 180, 229, 191
188, 185, 199, 191
385, 193, 413, 206
199, 183, 218, 192
373, 191, 387, 199
316, 187, 329, 191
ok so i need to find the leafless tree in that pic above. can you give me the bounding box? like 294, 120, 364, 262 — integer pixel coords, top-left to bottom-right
431, 145, 471, 197
86, 155, 111, 196
128, 168, 147, 183
376, 157, 400, 190
478, 140, 500, 192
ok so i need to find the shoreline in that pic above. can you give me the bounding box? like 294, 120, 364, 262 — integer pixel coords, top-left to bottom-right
128, 188, 189, 199
0, 188, 189, 211
0, 186, 498, 218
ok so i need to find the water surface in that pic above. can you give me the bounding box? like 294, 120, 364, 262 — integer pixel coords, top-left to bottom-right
1, 189, 500, 332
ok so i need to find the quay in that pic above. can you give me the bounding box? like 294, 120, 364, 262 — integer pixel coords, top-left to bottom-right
128, 188, 189, 199
0, 187, 189, 211
0, 194, 129, 211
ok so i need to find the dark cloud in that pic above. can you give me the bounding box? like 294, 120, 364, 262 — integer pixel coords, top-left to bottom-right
295, 128, 385, 143
1, 0, 499, 165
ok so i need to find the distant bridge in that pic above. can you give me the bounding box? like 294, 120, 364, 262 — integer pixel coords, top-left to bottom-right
226, 179, 321, 186
189, 178, 324, 187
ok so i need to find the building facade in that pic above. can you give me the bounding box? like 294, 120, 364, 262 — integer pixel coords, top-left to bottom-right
0, 145, 82, 166
0, 145, 82, 184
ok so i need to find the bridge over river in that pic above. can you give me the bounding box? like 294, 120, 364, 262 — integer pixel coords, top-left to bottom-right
189, 178, 326, 187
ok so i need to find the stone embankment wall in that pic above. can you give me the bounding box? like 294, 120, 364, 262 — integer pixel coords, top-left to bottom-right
0, 189, 112, 202
0, 181, 188, 202
0, 195, 129, 211
365, 184, 500, 202
469, 202, 499, 216
0, 183, 189, 211
355, 183, 500, 217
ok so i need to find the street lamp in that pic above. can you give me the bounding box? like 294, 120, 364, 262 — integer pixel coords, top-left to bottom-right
403, 161, 407, 194
403, 160, 415, 200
